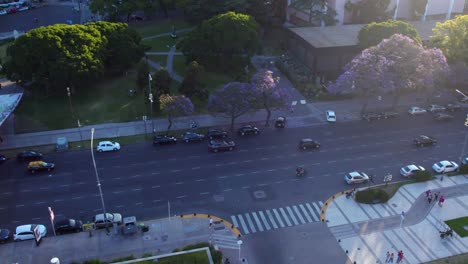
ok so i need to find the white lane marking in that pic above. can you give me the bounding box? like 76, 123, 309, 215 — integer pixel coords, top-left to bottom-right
2, 192, 13, 195
259, 211, 271, 231
32, 217, 41, 220
115, 205, 125, 208
59, 184, 70, 188
188, 155, 200, 158
231, 216, 239, 228
153, 200, 161, 203
223, 189, 232, 192
135, 202, 143, 206
215, 164, 223, 167
76, 182, 86, 185
275, 181, 283, 184
293, 206, 306, 224
0, 207, 5, 210
266, 210, 278, 229
260, 158, 269, 160
279, 208, 292, 226
218, 176, 228, 179
39, 187, 50, 190
152, 185, 160, 189
192, 167, 201, 170
229, 162, 238, 165
131, 174, 142, 178
238, 215, 249, 234
93, 209, 101, 212
151, 172, 160, 175
168, 158, 177, 161
242, 186, 250, 189
195, 179, 206, 182
251, 171, 260, 174
200, 192, 210, 195
299, 204, 312, 223
176, 195, 187, 199
235, 173, 245, 176
72, 196, 83, 200
113, 177, 121, 180
35, 201, 46, 205
171, 170, 181, 173
16, 204, 25, 207
267, 169, 276, 172
258, 183, 268, 186
306, 203, 319, 222
132, 188, 142, 191
113, 191, 123, 194
286, 206, 299, 225
272, 209, 285, 228
243, 160, 253, 163
252, 212, 264, 232
319, 201, 324, 207
245, 214, 257, 233
175, 182, 184, 185
20, 189, 32, 192
54, 199, 64, 202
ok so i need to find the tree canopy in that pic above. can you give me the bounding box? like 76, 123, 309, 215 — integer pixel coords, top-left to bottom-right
346, 0, 391, 24
177, 0, 248, 22
179, 61, 205, 98
177, 11, 259, 73
159, 94, 194, 132
358, 20, 421, 49
247, 0, 287, 27
429, 15, 468, 65
89, 0, 163, 21
3, 22, 145, 91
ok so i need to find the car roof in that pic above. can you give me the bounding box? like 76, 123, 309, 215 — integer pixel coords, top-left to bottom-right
348, 171, 363, 177
406, 164, 420, 170
439, 160, 453, 165
301, 138, 313, 142
99, 141, 113, 144
15, 224, 33, 233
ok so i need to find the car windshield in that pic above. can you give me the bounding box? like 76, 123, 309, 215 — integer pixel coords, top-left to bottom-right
69, 219, 76, 226
436, 162, 443, 167
345, 174, 352, 179
403, 167, 410, 172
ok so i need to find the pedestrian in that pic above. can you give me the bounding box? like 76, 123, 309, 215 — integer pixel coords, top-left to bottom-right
399, 251, 404, 263
396, 250, 402, 263
385, 251, 390, 262
209, 218, 213, 227
425, 189, 431, 198
428, 194, 432, 204
434, 192, 439, 202
389, 252, 394, 263
439, 196, 445, 207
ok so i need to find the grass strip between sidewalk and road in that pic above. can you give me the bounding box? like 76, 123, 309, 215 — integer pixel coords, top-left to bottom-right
423, 252, 468, 264
445, 216, 468, 237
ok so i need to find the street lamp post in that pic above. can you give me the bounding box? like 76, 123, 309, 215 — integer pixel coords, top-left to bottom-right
66, 87, 84, 148
148, 74, 155, 136
90, 128, 108, 232
237, 240, 243, 261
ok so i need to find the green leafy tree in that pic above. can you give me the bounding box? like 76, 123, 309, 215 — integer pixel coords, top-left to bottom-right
246, 0, 287, 27
429, 15, 468, 65
89, 0, 153, 21
290, 0, 337, 26
159, 94, 194, 132
358, 20, 422, 49
177, 11, 259, 72
179, 61, 205, 98
345, 0, 390, 24
178, 0, 248, 22
153, 68, 172, 95
3, 24, 105, 92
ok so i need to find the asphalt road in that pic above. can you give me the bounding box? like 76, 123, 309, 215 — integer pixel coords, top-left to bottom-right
0, 111, 467, 233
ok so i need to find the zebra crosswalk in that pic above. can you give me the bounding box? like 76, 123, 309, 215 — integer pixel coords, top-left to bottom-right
230, 201, 323, 235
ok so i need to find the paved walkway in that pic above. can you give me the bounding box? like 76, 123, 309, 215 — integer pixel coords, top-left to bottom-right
326, 175, 468, 264
0, 216, 246, 264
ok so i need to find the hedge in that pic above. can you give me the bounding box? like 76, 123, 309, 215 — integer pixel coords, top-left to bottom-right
355, 188, 390, 204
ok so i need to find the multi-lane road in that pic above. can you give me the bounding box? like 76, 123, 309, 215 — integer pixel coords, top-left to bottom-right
0, 111, 466, 233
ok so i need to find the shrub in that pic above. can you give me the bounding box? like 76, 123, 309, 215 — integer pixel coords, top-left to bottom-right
413, 170, 433, 182
458, 164, 468, 174
355, 188, 390, 204
82, 260, 103, 264
110, 255, 135, 262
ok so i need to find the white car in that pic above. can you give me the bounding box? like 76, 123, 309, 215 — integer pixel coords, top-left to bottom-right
14, 224, 47, 241
432, 160, 459, 173
400, 164, 425, 177
462, 156, 468, 165
427, 104, 446, 113
408, 106, 427, 115
326, 110, 336, 122
344, 171, 369, 184
96, 141, 121, 152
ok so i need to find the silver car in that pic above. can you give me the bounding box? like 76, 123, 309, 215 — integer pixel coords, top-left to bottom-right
344, 171, 369, 184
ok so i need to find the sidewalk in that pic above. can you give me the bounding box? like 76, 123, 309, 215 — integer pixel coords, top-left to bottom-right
0, 216, 245, 264
325, 175, 468, 264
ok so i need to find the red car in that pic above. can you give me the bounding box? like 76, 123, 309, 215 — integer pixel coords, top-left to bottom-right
7, 7, 18, 14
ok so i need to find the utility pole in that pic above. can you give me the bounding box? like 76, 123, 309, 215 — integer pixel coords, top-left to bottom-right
90, 128, 108, 233
148, 73, 155, 136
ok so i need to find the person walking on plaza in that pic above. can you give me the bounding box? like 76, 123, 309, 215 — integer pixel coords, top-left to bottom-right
425, 189, 431, 198
396, 250, 403, 263
439, 196, 445, 207
428, 194, 433, 204
434, 192, 439, 202
386, 251, 390, 262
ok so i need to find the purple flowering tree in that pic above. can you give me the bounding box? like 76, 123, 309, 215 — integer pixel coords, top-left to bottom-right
159, 94, 194, 133
328, 34, 449, 112
207, 82, 257, 130
251, 70, 291, 126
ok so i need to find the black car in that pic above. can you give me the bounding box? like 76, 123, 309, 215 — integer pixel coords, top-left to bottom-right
299, 138, 320, 150
362, 112, 382, 122
17, 150, 43, 162
238, 125, 260, 136
153, 135, 177, 145
380, 111, 400, 119
206, 128, 228, 140
208, 140, 236, 152
446, 103, 462, 112
181, 132, 205, 142
0, 154, 7, 164
54, 219, 83, 235
275, 116, 286, 128
0, 228, 10, 243
433, 113, 454, 121
413, 135, 437, 147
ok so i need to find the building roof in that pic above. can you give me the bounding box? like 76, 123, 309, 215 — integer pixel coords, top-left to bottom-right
289, 20, 442, 48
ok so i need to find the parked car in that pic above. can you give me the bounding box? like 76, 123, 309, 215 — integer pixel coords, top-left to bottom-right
208, 140, 236, 152
459, 97, 468, 103
153, 135, 177, 146
427, 104, 446, 113
275, 116, 286, 128
181, 132, 205, 142
413, 135, 437, 147
27, 161, 55, 173
0, 154, 7, 164
432, 160, 459, 173
206, 128, 228, 140
0, 228, 10, 243
96, 141, 120, 152
326, 110, 336, 122
93, 213, 122, 229
344, 171, 369, 184
298, 138, 320, 150
362, 112, 381, 122
54, 219, 83, 235
13, 224, 47, 241
400, 164, 425, 177
462, 156, 468, 165
380, 111, 400, 119
17, 150, 43, 162
446, 103, 462, 112
408, 106, 427, 115
238, 125, 260, 136
433, 113, 454, 121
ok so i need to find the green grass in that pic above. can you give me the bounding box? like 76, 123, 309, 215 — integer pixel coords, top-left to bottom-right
14, 71, 144, 133
132, 20, 193, 38
157, 251, 209, 264
172, 55, 187, 77
445, 217, 468, 237
423, 252, 468, 264
143, 32, 188, 52
202, 71, 232, 92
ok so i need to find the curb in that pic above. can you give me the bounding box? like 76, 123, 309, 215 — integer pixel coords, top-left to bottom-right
320, 190, 354, 222
180, 213, 242, 238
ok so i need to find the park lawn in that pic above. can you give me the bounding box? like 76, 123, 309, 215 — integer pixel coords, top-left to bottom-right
157, 250, 209, 264
14, 72, 146, 133
445, 216, 468, 237
132, 20, 193, 38
143, 31, 188, 52
172, 55, 187, 77
202, 71, 232, 92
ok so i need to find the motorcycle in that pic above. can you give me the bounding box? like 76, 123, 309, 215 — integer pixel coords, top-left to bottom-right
439, 228, 453, 239
296, 168, 306, 177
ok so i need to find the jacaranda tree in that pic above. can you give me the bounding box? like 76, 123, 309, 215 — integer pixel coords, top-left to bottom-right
207, 82, 257, 130
328, 34, 449, 113
251, 70, 291, 126
159, 94, 194, 132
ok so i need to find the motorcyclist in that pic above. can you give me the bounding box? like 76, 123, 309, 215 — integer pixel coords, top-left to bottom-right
296, 167, 305, 176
